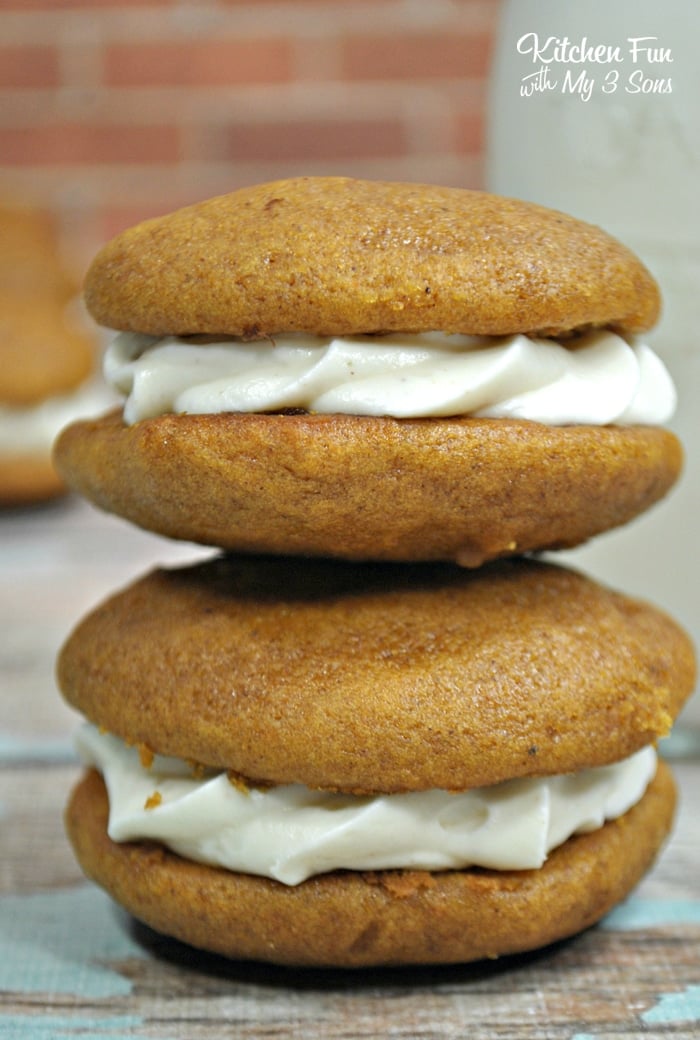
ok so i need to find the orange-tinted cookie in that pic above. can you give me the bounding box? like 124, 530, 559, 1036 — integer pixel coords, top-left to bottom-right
65, 761, 676, 967
84, 177, 660, 338
0, 454, 67, 506
0, 292, 95, 406
0, 200, 78, 301
57, 555, 695, 793
0, 199, 102, 505
54, 410, 682, 564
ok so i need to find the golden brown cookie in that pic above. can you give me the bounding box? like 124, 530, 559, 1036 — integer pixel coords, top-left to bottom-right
0, 199, 102, 505
57, 555, 695, 792
0, 454, 67, 506
54, 410, 682, 565
0, 200, 78, 300
84, 177, 660, 338
0, 295, 101, 506
65, 760, 676, 967
0, 292, 95, 406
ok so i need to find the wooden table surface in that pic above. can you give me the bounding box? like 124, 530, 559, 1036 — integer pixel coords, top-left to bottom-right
1, 494, 699, 1039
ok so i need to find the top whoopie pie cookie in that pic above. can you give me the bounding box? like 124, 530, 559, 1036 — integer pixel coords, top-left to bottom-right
55, 178, 681, 563
83, 177, 659, 338
0, 200, 79, 301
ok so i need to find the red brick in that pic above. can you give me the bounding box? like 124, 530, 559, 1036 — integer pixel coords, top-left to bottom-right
342, 32, 493, 82
100, 202, 175, 241
221, 118, 406, 162
453, 111, 484, 155
0, 46, 60, 88
220, 0, 374, 4
1, 0, 173, 7
105, 39, 293, 87
0, 124, 181, 165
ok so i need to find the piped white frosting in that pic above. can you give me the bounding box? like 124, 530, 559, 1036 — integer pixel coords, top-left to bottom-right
0, 377, 116, 456
104, 328, 676, 426
76, 724, 657, 886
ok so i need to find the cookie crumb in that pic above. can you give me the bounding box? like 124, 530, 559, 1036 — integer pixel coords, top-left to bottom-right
138, 744, 154, 769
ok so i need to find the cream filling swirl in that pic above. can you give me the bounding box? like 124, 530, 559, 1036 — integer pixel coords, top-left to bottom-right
104, 329, 676, 426
0, 378, 116, 456
76, 725, 657, 886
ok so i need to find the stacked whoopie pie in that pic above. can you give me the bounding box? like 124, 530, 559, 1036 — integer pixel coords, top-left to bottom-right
55, 178, 696, 968
0, 201, 102, 505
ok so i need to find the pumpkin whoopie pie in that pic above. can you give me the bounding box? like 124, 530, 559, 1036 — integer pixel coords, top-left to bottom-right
54, 177, 681, 564
0, 201, 106, 505
0, 199, 79, 302
59, 554, 695, 967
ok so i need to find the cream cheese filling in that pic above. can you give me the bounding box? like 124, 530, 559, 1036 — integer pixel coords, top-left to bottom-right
76, 725, 657, 886
0, 378, 116, 457
104, 329, 676, 426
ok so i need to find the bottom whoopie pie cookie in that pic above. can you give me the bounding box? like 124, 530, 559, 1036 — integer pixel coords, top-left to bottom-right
55, 410, 681, 565
67, 762, 675, 968
0, 376, 113, 507
58, 555, 695, 966
0, 454, 67, 505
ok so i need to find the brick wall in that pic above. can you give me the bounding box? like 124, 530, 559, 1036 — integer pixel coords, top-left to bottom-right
0, 0, 499, 269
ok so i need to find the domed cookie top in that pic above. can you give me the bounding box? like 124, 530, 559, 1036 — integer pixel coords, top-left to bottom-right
0, 291, 95, 405
0, 199, 79, 301
84, 177, 660, 338
57, 554, 695, 794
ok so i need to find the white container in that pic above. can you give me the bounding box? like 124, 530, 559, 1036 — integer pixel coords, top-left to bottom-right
487, 0, 699, 725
